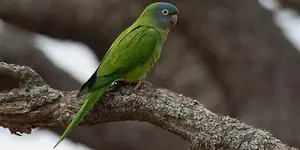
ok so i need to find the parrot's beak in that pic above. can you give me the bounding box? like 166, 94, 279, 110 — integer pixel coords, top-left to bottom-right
170, 14, 178, 26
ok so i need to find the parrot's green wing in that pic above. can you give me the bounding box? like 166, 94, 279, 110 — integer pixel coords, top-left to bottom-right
76, 26, 160, 97
54, 26, 160, 148
76, 68, 127, 97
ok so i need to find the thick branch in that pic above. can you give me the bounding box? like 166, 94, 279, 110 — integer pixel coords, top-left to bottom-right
0, 62, 296, 150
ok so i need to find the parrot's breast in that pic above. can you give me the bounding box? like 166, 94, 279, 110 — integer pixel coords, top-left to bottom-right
122, 45, 161, 82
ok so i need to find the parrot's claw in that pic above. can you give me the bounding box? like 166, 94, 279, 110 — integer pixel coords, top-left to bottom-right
113, 79, 125, 85
134, 80, 143, 90
114, 79, 142, 90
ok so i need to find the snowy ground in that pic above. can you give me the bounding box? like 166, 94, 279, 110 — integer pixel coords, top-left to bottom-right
1, 0, 300, 149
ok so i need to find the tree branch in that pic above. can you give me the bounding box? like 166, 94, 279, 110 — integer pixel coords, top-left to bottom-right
0, 62, 296, 150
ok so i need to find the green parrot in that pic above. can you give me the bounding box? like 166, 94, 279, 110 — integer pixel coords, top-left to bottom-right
54, 2, 178, 148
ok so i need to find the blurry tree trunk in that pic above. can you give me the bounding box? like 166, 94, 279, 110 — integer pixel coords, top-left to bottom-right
280, 0, 300, 12
0, 22, 80, 90
1, 0, 300, 149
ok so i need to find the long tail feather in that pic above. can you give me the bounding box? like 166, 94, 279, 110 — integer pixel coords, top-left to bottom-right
53, 85, 109, 148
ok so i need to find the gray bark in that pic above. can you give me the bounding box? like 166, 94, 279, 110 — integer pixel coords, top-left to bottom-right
0, 62, 296, 150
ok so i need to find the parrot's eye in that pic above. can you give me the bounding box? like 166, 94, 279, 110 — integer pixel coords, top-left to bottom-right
162, 9, 169, 15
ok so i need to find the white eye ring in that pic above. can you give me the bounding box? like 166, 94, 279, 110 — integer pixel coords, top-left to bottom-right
162, 9, 169, 15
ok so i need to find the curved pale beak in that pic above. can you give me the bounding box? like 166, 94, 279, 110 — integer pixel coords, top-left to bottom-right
170, 14, 178, 26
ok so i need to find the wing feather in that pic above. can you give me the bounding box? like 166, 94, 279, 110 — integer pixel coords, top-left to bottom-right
77, 26, 159, 97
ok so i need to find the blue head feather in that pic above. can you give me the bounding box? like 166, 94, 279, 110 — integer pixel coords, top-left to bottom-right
138, 2, 178, 29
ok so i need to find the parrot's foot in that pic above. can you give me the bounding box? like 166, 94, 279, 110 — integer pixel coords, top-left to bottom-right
115, 79, 124, 83
113, 79, 126, 86
114, 79, 143, 90
134, 80, 143, 90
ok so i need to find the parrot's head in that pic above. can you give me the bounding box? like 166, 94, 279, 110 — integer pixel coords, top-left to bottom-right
140, 2, 178, 29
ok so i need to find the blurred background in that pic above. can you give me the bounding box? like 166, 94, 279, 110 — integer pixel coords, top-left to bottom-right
0, 0, 300, 149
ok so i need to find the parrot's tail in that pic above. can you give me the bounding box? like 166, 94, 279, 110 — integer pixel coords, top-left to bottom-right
53, 85, 109, 148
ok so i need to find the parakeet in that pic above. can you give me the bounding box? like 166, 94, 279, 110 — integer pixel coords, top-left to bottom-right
54, 2, 178, 148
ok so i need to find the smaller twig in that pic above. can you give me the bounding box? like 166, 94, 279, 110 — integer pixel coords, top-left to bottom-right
0, 62, 44, 86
